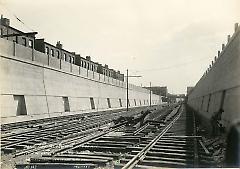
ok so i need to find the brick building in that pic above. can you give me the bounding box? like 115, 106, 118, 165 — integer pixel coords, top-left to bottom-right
0, 15, 37, 49
1, 15, 124, 81
75, 55, 98, 72
144, 86, 168, 97
34, 39, 75, 64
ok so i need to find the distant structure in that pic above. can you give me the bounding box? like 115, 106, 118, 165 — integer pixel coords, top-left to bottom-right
143, 86, 186, 104
167, 94, 185, 103
144, 86, 168, 97
143, 86, 184, 103
0, 15, 124, 81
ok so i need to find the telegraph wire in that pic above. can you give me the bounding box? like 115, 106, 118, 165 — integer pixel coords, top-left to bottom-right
129, 56, 211, 74
0, 2, 36, 32
0, 2, 213, 76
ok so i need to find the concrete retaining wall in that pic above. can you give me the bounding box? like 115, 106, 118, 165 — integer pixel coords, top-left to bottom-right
0, 38, 161, 124
187, 27, 240, 130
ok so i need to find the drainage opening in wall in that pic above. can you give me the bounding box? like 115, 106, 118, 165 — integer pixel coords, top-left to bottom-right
201, 96, 204, 110
14, 95, 27, 116
119, 98, 122, 107
220, 90, 226, 111
207, 94, 212, 112
107, 98, 111, 108
62, 97, 70, 112
90, 97, 95, 110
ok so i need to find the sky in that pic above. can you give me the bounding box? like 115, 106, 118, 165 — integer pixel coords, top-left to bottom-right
0, 0, 239, 94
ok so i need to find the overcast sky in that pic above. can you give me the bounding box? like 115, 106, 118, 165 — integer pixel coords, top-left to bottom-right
1, 0, 239, 94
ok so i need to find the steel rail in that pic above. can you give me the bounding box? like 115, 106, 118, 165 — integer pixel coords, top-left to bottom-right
2, 110, 119, 138
1, 115, 113, 148
193, 111, 199, 167
50, 122, 128, 156
13, 118, 126, 157
1, 105, 152, 132
122, 106, 182, 169
11, 105, 193, 169
133, 123, 150, 135
14, 125, 104, 157
2, 107, 138, 142
8, 107, 153, 157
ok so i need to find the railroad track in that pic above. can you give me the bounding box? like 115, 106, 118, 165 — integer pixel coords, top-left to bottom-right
2, 104, 215, 169
1, 107, 153, 154
1, 105, 167, 168
121, 106, 214, 168
1, 107, 148, 132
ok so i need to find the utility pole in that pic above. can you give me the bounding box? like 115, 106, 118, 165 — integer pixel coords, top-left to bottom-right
150, 82, 152, 107
125, 69, 142, 111
126, 69, 129, 111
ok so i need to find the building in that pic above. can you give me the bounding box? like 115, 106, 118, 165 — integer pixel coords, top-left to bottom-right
103, 64, 110, 76
144, 86, 168, 97
1, 15, 124, 81
75, 55, 98, 72
34, 39, 75, 64
0, 15, 37, 49
116, 71, 124, 81
96, 64, 124, 81
168, 93, 185, 103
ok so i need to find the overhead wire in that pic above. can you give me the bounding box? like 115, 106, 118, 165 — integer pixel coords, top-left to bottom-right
0, 2, 213, 78
0, 2, 35, 32
128, 56, 211, 74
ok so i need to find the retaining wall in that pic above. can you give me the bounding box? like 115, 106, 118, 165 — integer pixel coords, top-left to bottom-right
0, 38, 161, 124
187, 26, 240, 130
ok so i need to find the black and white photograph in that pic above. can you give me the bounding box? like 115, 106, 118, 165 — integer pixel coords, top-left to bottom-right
0, 0, 239, 168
